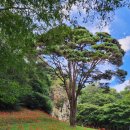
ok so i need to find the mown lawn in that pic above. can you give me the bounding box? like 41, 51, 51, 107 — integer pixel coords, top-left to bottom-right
0, 109, 96, 130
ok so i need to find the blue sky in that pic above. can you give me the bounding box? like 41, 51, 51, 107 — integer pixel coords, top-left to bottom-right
106, 7, 130, 88
109, 7, 130, 91
110, 7, 130, 79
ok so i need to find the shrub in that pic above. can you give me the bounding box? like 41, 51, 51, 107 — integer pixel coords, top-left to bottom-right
0, 80, 21, 110
23, 92, 52, 113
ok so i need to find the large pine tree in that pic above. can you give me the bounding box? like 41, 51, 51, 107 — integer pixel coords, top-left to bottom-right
38, 25, 127, 127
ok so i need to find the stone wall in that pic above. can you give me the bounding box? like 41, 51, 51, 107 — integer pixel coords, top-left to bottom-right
51, 83, 70, 121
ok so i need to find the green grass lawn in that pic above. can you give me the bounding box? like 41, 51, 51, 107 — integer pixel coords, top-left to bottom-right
10, 122, 95, 130
0, 109, 96, 130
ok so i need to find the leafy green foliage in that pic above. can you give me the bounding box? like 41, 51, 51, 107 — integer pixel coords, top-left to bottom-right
23, 92, 52, 113
79, 85, 120, 106
22, 64, 52, 113
0, 79, 31, 110
0, 1, 57, 113
77, 84, 130, 128
0, 0, 61, 24
0, 12, 35, 81
0, 61, 52, 113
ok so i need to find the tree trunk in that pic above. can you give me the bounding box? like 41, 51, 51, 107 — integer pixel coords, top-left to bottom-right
67, 61, 77, 127
69, 97, 77, 127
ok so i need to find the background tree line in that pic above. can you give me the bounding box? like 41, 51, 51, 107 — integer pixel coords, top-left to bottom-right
77, 84, 130, 130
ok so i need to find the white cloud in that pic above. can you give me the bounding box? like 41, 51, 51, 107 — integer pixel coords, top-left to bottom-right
119, 36, 130, 51
88, 25, 110, 34
70, 3, 88, 15
100, 77, 116, 84
97, 61, 116, 72
112, 80, 130, 92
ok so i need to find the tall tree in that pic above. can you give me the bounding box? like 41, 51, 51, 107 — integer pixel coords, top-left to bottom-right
38, 25, 126, 127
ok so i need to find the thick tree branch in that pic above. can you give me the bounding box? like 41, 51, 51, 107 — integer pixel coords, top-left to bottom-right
76, 59, 102, 97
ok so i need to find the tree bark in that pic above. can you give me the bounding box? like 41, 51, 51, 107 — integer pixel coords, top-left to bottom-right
69, 98, 77, 127
69, 85, 77, 126
67, 61, 77, 127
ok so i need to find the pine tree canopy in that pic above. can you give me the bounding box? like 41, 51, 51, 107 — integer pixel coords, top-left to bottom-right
38, 25, 127, 92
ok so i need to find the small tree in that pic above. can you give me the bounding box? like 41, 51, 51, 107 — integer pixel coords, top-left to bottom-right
38, 25, 126, 127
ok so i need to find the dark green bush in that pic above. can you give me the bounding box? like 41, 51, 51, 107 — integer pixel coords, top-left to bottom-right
23, 92, 52, 113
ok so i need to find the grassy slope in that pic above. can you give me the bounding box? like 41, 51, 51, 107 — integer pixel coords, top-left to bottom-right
0, 109, 96, 130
